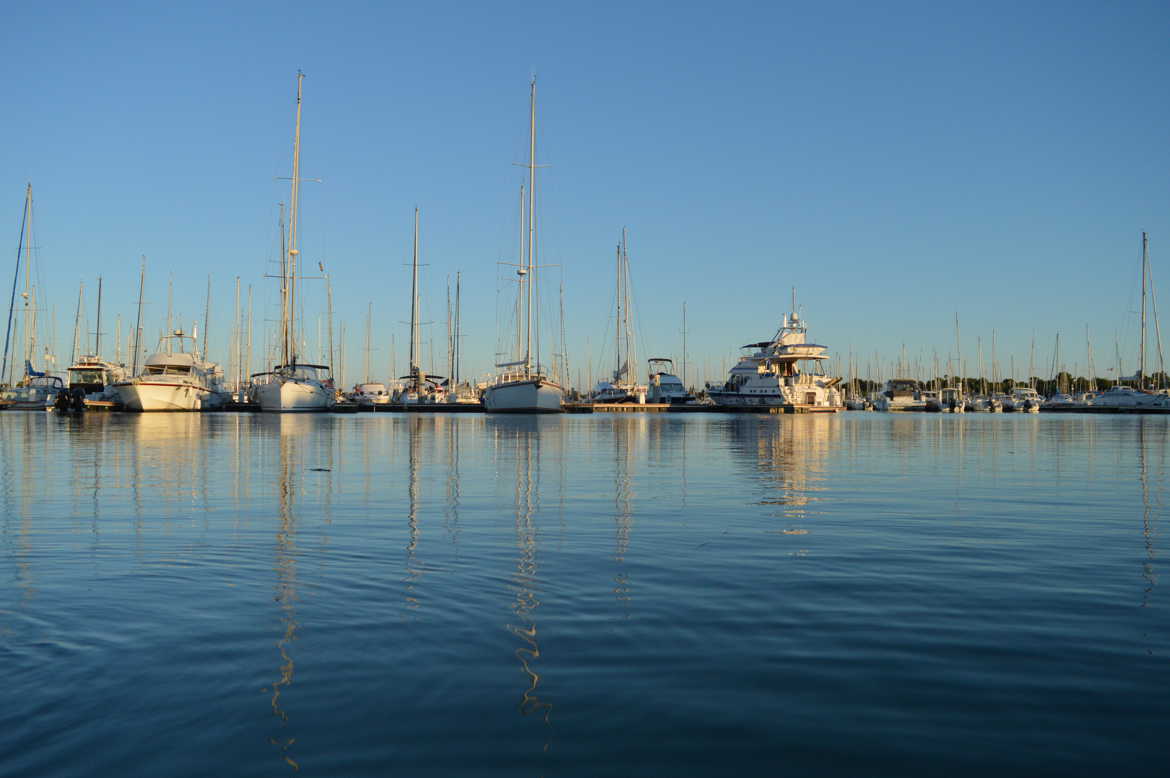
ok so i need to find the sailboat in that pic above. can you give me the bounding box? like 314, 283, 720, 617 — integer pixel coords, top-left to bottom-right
592, 228, 647, 404
397, 208, 445, 405
254, 72, 335, 413
482, 78, 565, 414
1092, 232, 1170, 410
0, 184, 65, 410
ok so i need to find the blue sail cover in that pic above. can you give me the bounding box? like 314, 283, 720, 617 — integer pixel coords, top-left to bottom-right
24, 359, 44, 378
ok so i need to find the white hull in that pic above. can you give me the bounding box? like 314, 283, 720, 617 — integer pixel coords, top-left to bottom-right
256, 378, 334, 412
114, 381, 217, 411
483, 378, 563, 413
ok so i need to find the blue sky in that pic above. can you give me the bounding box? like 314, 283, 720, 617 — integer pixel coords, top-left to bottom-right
2, 0, 1169, 387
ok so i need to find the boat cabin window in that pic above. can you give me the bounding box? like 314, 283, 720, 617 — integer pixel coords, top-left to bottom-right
70, 369, 104, 384
146, 364, 192, 375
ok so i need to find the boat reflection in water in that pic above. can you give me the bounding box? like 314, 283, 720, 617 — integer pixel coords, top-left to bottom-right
489, 417, 555, 741
255, 414, 334, 774
723, 414, 837, 528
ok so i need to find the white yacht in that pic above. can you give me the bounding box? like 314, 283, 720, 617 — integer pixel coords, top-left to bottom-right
706, 302, 843, 411
1089, 385, 1170, 410
483, 78, 564, 414
874, 379, 925, 411
113, 332, 228, 411
646, 358, 691, 404
351, 382, 392, 406
255, 73, 335, 413
1006, 386, 1042, 413
66, 355, 127, 408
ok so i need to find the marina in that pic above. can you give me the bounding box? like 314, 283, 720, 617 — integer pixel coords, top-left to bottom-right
3, 4, 1170, 776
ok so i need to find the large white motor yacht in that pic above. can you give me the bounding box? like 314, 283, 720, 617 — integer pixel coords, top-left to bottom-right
706, 307, 842, 411
113, 333, 227, 411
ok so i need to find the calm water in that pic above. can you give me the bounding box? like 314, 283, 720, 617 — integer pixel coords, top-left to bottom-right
0, 411, 1166, 776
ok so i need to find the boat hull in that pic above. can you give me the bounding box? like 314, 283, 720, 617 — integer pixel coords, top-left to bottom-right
256, 378, 334, 412
483, 378, 563, 413
113, 381, 218, 411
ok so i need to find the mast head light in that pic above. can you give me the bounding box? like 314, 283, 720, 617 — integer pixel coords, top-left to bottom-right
289, 248, 299, 256
517, 267, 527, 276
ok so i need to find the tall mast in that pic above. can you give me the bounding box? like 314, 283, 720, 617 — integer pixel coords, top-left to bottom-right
365, 301, 372, 384
516, 182, 524, 363
132, 257, 146, 376
2, 184, 32, 385
166, 276, 173, 354
953, 313, 961, 389
446, 278, 453, 387
614, 240, 622, 380
94, 275, 103, 357
246, 284, 254, 381
1029, 336, 1036, 390
455, 271, 462, 385
20, 187, 35, 374
682, 301, 688, 390
1085, 323, 1096, 393
325, 273, 334, 374
233, 276, 241, 390
202, 275, 211, 360
1140, 232, 1148, 388
71, 281, 84, 366
526, 77, 537, 374
286, 72, 305, 367
622, 228, 634, 383
558, 279, 568, 386
409, 207, 421, 385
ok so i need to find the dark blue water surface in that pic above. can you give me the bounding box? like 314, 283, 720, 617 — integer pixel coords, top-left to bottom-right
1, 411, 1166, 776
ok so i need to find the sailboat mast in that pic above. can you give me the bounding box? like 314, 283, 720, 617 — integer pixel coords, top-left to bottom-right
682, 301, 688, 390
202, 275, 211, 360
409, 207, 421, 382
233, 277, 241, 390
1140, 232, 1148, 388
623, 228, 634, 382
132, 257, 146, 376
953, 313, 961, 389
94, 275, 103, 357
21, 188, 35, 373
526, 77, 537, 374
166, 276, 173, 354
455, 271, 462, 385
365, 301, 372, 384
2, 185, 32, 385
614, 240, 622, 380
558, 279, 568, 387
325, 274, 334, 375
71, 281, 84, 366
1029, 336, 1036, 390
446, 278, 453, 387
286, 72, 305, 367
